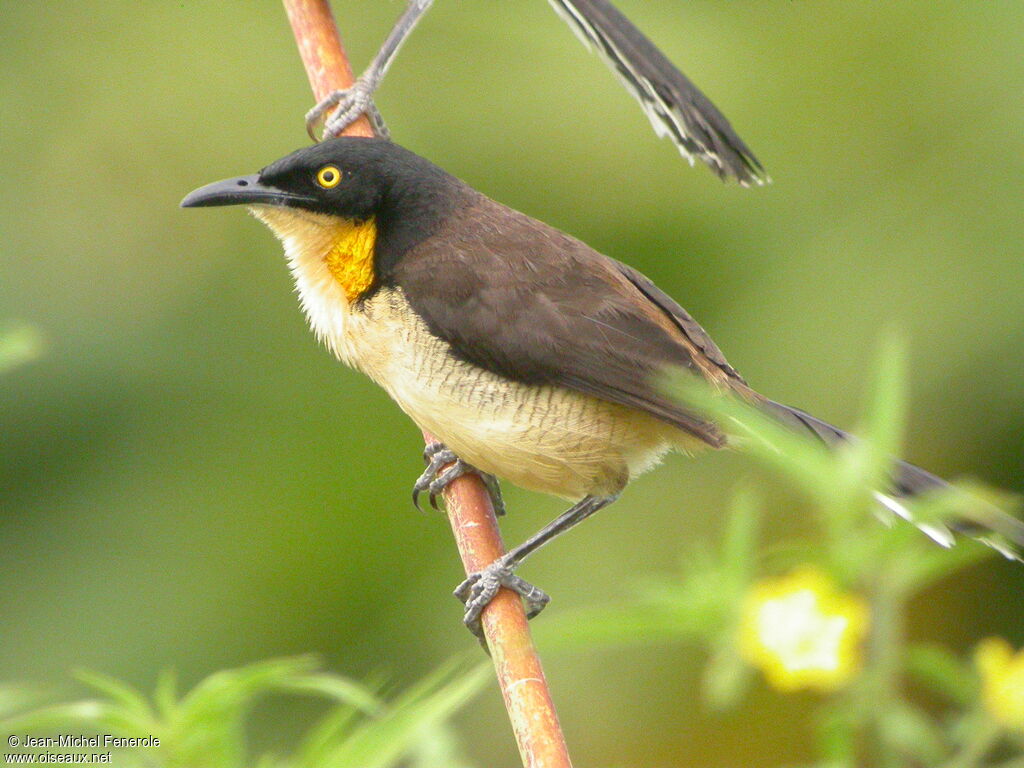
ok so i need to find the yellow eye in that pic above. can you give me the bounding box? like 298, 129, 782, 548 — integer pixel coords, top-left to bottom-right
316, 165, 341, 188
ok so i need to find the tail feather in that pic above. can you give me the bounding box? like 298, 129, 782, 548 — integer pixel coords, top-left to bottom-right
547, 0, 766, 185
761, 399, 1024, 562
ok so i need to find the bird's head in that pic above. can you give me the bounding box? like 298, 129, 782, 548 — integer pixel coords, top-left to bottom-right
180, 136, 451, 219
182, 137, 463, 302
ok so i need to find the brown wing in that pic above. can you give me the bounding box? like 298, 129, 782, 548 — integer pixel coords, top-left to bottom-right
388, 196, 740, 447
611, 260, 746, 385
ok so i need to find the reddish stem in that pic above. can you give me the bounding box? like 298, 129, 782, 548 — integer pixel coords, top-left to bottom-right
281, 3, 572, 766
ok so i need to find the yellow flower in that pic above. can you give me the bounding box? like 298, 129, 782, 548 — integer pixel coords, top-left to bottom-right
976, 638, 1024, 731
739, 567, 869, 692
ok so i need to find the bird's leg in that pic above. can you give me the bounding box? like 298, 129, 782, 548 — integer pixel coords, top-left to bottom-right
454, 493, 619, 637
305, 0, 434, 141
412, 442, 506, 516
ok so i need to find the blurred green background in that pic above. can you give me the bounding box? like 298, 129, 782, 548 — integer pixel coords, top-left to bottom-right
2, 1, 1022, 765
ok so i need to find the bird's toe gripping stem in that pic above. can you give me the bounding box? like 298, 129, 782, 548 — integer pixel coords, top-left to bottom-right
411, 442, 505, 516
305, 78, 390, 141
453, 555, 550, 639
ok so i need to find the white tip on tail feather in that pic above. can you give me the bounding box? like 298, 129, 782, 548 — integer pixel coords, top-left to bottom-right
873, 491, 1023, 562
873, 491, 956, 548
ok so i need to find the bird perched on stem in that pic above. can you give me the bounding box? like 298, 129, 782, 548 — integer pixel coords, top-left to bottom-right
182, 138, 1023, 635
304, 0, 767, 186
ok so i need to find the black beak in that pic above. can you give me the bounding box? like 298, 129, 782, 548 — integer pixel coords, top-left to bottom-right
180, 175, 316, 208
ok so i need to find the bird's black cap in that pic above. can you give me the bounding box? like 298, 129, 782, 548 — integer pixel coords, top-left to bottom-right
181, 137, 460, 222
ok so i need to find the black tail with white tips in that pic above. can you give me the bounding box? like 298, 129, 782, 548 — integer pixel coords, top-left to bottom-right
761, 399, 1024, 562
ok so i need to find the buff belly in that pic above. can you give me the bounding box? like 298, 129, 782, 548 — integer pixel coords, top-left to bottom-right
342, 290, 691, 499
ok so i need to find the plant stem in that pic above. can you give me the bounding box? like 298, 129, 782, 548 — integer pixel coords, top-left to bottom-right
282, 0, 374, 136
280, 4, 573, 766
867, 569, 905, 768
441, 450, 574, 768
940, 719, 1001, 768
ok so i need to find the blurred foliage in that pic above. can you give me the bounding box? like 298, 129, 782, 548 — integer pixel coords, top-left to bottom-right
534, 344, 1024, 766
4, 345, 1022, 767
2, 1, 1023, 766
1, 657, 486, 768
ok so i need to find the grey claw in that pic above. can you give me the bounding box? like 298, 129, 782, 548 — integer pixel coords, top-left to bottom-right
322, 87, 374, 140
412, 445, 459, 512
428, 461, 472, 508
411, 444, 506, 517
304, 89, 345, 141
366, 102, 391, 140
305, 78, 378, 142
454, 558, 550, 638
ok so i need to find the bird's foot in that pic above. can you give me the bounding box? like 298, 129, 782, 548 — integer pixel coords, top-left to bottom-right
305, 78, 389, 141
454, 555, 550, 638
412, 442, 505, 516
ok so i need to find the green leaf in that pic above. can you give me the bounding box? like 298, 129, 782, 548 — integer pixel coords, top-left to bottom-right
3, 656, 484, 768
719, 484, 761, 595
170, 656, 319, 768
285, 674, 384, 761
702, 641, 752, 711
406, 722, 477, 768
1, 700, 116, 735
0, 684, 46, 720
857, 331, 908, 479
293, 705, 367, 767
879, 701, 947, 764
277, 673, 383, 716
898, 534, 993, 593
74, 668, 155, 727
816, 703, 859, 765
298, 659, 488, 768
154, 668, 178, 722
542, 487, 761, 654
905, 644, 978, 706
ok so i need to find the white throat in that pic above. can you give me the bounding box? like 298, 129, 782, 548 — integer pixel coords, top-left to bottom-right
249, 206, 360, 364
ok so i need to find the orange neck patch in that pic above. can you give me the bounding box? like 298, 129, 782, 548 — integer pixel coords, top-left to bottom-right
324, 217, 378, 302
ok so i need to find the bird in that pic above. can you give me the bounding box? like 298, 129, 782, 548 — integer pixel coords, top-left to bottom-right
304, 0, 767, 186
182, 137, 1024, 635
